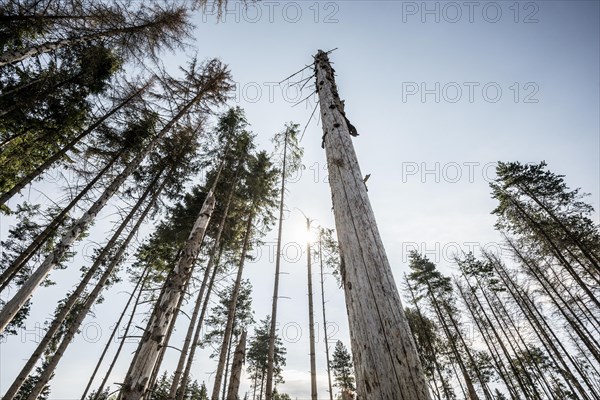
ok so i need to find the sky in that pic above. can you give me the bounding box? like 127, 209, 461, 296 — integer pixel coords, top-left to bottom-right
1, 1, 599, 399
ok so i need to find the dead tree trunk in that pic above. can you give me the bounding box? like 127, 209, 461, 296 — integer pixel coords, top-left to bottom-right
314, 49, 431, 400
119, 192, 216, 400
226, 330, 247, 400
265, 128, 289, 400
305, 218, 317, 400
318, 231, 334, 400
211, 213, 254, 400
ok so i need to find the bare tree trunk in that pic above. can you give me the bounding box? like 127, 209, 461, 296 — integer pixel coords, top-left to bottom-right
119, 191, 216, 400
211, 213, 254, 400
0, 78, 154, 205
305, 218, 317, 400
318, 233, 334, 400
222, 330, 235, 400
226, 330, 247, 400
265, 128, 288, 400
314, 49, 431, 400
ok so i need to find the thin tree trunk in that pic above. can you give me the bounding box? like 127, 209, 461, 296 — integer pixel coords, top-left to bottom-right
426, 286, 479, 400
176, 245, 224, 400
305, 218, 317, 400
265, 128, 288, 400
222, 329, 236, 399
0, 81, 213, 332
226, 330, 247, 400
456, 284, 519, 400
211, 213, 254, 400
119, 191, 216, 400
318, 233, 334, 400
145, 269, 193, 400
0, 78, 154, 205
314, 49, 431, 400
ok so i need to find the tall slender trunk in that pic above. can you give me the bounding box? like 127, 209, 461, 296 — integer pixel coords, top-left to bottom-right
145, 269, 193, 400
222, 328, 236, 399
211, 213, 254, 400
305, 218, 317, 400
2, 170, 164, 400
318, 233, 334, 400
0, 78, 154, 205
314, 49, 431, 400
457, 279, 534, 399
119, 191, 216, 400
265, 128, 288, 400
0, 82, 213, 332
176, 246, 223, 400
226, 330, 247, 400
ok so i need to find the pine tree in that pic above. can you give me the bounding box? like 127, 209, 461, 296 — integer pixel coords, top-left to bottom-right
330, 341, 355, 397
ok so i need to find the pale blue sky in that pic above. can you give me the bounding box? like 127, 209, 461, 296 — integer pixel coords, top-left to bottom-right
1, 1, 599, 399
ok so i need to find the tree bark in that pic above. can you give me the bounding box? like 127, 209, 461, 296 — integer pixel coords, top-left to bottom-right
211, 213, 254, 400
314, 49, 431, 400
119, 191, 216, 400
265, 128, 289, 400
318, 233, 334, 400
305, 218, 317, 400
226, 330, 247, 400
